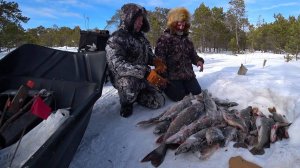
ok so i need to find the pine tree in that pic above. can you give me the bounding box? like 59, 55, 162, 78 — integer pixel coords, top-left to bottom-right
285, 17, 300, 60
227, 0, 248, 53
147, 7, 169, 48
192, 3, 212, 52
0, 0, 29, 49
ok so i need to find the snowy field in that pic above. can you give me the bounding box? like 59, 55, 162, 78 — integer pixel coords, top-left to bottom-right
2, 48, 300, 168
68, 51, 300, 168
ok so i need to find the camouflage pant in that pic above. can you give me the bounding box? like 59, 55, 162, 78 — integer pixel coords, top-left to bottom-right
116, 77, 165, 109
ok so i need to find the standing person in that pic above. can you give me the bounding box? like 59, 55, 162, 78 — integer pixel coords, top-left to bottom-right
106, 3, 167, 118
155, 7, 205, 101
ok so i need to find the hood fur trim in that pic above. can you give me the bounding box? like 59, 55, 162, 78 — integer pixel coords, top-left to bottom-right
167, 7, 191, 33
119, 3, 150, 33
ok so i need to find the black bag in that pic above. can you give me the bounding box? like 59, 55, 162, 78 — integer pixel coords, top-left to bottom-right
78, 30, 109, 52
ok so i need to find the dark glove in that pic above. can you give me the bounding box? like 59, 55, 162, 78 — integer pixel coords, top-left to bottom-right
146, 70, 168, 88
153, 58, 167, 74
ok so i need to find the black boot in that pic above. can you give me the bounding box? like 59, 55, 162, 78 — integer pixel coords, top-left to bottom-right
120, 103, 133, 118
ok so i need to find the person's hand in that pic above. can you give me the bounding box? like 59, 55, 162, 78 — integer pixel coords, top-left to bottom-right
146, 70, 168, 88
197, 61, 204, 72
153, 58, 167, 74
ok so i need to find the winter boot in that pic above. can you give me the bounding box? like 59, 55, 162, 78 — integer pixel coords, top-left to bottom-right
120, 103, 133, 118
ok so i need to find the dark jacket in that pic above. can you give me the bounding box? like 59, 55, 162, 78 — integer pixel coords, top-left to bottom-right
106, 3, 154, 86
155, 29, 204, 80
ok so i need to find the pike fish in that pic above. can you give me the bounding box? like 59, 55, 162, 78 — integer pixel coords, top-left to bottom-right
197, 127, 225, 160
268, 107, 289, 123
141, 101, 205, 167
165, 115, 214, 144
206, 127, 225, 146
202, 90, 218, 118
251, 107, 266, 117
270, 122, 291, 143
250, 116, 274, 155
136, 94, 194, 126
176, 127, 225, 159
233, 130, 248, 148
237, 106, 253, 132
197, 143, 221, 160
222, 109, 247, 132
221, 126, 238, 146
153, 120, 171, 135
175, 128, 207, 155
213, 97, 239, 107
268, 107, 291, 139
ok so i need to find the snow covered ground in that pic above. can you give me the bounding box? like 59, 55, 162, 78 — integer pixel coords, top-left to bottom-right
0, 52, 7, 60
2, 48, 300, 168
68, 52, 300, 168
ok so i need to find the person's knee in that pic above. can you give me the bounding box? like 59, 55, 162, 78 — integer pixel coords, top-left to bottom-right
119, 89, 138, 104
186, 80, 202, 95
117, 77, 143, 104
137, 88, 165, 109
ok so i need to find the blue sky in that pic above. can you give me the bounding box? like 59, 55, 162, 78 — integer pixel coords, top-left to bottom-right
10, 0, 300, 30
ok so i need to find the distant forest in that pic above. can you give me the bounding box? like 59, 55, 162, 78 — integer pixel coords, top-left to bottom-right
1, 0, 300, 57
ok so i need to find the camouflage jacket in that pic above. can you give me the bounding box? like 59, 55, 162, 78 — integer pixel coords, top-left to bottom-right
106, 30, 154, 85
155, 29, 204, 80
106, 4, 154, 86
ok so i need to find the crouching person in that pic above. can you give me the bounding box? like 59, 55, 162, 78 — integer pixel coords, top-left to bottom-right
106, 3, 167, 118
155, 7, 205, 101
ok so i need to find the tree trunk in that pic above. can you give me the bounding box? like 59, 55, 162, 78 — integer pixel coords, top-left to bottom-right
235, 22, 239, 53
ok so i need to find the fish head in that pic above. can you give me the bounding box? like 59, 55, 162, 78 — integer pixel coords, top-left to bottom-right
183, 93, 194, 100
175, 143, 190, 155
270, 124, 278, 143
194, 93, 204, 101
252, 107, 265, 117
206, 127, 225, 145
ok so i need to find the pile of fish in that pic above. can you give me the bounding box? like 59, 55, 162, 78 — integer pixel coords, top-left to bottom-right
137, 90, 291, 167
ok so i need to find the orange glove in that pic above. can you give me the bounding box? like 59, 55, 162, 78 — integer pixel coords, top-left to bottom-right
146, 70, 168, 88
153, 58, 167, 74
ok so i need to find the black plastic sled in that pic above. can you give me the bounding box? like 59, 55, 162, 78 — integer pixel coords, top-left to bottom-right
0, 44, 107, 168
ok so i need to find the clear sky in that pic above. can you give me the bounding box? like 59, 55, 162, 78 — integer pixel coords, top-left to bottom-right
9, 0, 300, 30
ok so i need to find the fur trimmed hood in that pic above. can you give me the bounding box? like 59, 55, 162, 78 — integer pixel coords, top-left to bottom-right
119, 3, 150, 33
167, 7, 191, 33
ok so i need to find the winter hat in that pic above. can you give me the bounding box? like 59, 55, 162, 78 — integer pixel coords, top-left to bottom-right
167, 7, 191, 33
119, 3, 150, 33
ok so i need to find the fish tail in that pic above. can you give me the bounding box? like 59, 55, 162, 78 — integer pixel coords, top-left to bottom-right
249, 147, 265, 155
136, 117, 159, 126
141, 144, 168, 167
233, 142, 248, 148
199, 144, 220, 160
